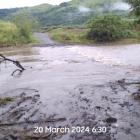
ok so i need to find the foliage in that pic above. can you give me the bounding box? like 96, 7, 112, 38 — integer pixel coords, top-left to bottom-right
0, 21, 19, 46
0, 0, 128, 27
87, 15, 134, 42
0, 8, 19, 19
48, 26, 140, 44
128, 0, 140, 30
11, 14, 36, 43
128, 0, 140, 16
70, 0, 117, 8
0, 19, 34, 47
48, 27, 93, 44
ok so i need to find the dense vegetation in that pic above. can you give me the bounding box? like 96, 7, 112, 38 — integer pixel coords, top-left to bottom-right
0, 8, 19, 19
0, 0, 128, 27
70, 0, 117, 8
0, 19, 34, 47
46, 0, 140, 44
48, 27, 93, 44
128, 0, 140, 29
87, 15, 134, 42
128, 0, 140, 16
0, 0, 140, 45
0, 21, 19, 46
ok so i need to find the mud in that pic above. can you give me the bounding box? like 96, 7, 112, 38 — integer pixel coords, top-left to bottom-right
0, 35, 140, 140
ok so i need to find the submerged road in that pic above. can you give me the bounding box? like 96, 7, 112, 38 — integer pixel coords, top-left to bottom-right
33, 32, 55, 45
0, 33, 140, 140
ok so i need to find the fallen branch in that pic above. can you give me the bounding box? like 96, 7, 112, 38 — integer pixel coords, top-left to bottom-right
0, 54, 25, 76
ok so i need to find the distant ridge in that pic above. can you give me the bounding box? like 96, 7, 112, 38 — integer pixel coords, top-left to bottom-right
0, 0, 129, 27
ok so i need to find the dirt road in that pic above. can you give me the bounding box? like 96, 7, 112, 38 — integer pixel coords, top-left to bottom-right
34, 32, 55, 44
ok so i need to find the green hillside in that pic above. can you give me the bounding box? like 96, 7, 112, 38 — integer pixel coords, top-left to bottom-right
34, 4, 92, 26
70, 0, 117, 8
0, 8, 19, 19
15, 4, 53, 15
0, 0, 129, 27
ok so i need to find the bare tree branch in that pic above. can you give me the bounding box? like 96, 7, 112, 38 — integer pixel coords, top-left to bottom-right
0, 54, 25, 76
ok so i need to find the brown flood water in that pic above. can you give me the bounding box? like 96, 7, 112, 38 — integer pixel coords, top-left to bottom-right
0, 41, 140, 140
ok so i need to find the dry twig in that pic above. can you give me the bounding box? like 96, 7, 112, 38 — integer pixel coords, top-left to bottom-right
0, 54, 25, 76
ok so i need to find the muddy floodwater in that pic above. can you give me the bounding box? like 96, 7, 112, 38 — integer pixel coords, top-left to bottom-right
0, 39, 140, 140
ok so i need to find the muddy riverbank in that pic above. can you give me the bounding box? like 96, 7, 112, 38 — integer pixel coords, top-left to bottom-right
0, 38, 140, 139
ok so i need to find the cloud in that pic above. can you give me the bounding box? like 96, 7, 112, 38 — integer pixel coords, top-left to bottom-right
112, 1, 130, 11
78, 6, 91, 13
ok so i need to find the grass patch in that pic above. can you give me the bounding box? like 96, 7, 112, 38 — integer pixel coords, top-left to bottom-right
0, 20, 35, 47
48, 27, 94, 45
0, 97, 13, 106
47, 27, 140, 45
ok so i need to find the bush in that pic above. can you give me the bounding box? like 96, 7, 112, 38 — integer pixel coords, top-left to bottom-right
87, 15, 134, 42
11, 14, 34, 44
0, 18, 34, 47
128, 0, 140, 16
0, 21, 19, 46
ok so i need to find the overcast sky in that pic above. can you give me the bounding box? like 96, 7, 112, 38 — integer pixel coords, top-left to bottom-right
0, 0, 71, 9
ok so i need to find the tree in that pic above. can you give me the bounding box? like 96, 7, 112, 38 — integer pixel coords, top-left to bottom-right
0, 21, 19, 46
87, 15, 133, 42
128, 0, 140, 16
11, 13, 39, 43
127, 0, 140, 29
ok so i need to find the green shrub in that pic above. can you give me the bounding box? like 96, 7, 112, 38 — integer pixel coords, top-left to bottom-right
11, 14, 35, 44
0, 19, 34, 47
128, 0, 140, 16
0, 21, 19, 46
87, 15, 134, 42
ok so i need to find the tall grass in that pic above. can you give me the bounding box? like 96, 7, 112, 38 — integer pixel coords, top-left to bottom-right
48, 27, 93, 44
0, 21, 18, 46
0, 20, 34, 47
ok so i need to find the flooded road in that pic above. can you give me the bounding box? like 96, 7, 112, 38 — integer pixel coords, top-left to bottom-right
0, 39, 140, 140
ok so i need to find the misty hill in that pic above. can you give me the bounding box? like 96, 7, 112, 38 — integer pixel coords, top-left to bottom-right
0, 0, 129, 27
0, 8, 19, 19
70, 0, 117, 8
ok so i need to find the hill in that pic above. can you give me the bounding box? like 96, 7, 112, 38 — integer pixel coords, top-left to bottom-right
70, 0, 117, 8
0, 0, 129, 27
0, 8, 19, 19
